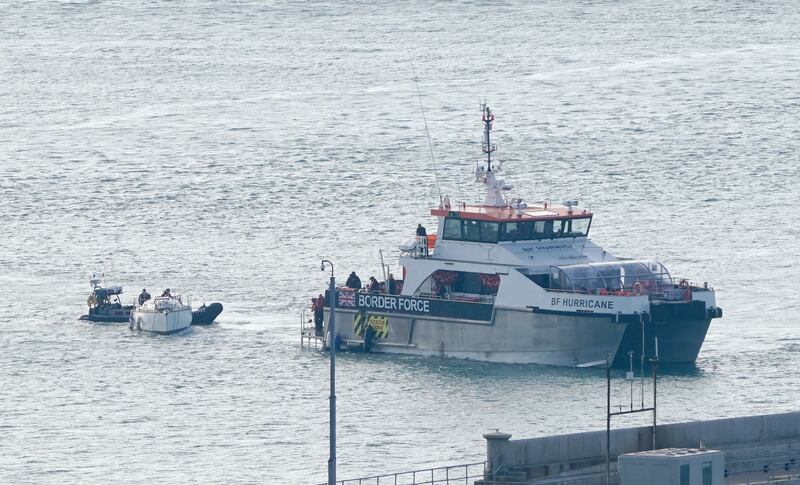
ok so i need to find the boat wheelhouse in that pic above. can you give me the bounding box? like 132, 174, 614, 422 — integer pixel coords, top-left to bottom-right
80, 275, 133, 323
315, 105, 721, 367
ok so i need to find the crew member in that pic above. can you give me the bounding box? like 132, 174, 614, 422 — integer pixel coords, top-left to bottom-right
346, 271, 362, 290
138, 288, 151, 305
368, 276, 380, 293
416, 224, 428, 256
387, 273, 396, 294
161, 288, 171, 297
313, 294, 324, 336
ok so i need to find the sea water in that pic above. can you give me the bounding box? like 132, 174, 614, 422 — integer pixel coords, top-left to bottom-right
1, 1, 799, 483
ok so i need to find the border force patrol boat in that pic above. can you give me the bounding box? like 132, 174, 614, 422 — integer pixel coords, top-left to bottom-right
318, 105, 722, 367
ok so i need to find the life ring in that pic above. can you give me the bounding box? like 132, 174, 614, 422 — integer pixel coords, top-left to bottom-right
679, 279, 689, 289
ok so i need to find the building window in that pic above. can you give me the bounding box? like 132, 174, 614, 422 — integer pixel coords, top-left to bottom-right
680, 464, 690, 485
702, 462, 712, 485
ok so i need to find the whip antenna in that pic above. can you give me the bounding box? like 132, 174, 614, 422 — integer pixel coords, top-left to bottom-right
409, 56, 443, 203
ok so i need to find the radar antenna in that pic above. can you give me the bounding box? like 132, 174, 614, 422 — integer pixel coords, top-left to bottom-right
475, 104, 512, 207
481, 103, 496, 172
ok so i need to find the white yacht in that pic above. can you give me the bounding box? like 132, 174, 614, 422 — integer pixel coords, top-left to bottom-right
129, 295, 192, 334
316, 105, 722, 367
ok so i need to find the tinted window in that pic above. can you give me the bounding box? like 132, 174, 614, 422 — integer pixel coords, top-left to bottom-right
553, 219, 565, 236
680, 464, 690, 485
500, 221, 532, 241
498, 217, 593, 241
443, 218, 461, 240
462, 220, 481, 242
543, 220, 556, 237
702, 462, 712, 485
566, 217, 592, 237
532, 221, 546, 239
480, 222, 499, 243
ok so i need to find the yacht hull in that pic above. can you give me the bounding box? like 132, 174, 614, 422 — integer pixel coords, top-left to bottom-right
324, 307, 628, 367
129, 309, 192, 334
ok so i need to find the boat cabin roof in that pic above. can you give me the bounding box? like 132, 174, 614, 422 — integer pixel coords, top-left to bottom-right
431, 204, 592, 222
94, 285, 123, 297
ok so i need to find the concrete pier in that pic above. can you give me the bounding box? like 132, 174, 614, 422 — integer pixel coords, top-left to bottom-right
480, 411, 800, 484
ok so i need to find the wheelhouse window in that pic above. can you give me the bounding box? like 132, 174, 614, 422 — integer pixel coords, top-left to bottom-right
442, 218, 499, 243
480, 222, 499, 243
462, 220, 481, 242
443, 216, 592, 242
499, 221, 533, 241
443, 218, 461, 240
565, 217, 591, 237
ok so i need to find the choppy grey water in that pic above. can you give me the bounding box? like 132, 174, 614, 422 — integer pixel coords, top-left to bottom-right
1, 1, 799, 483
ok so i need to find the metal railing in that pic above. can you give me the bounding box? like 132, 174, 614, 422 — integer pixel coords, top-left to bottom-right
316, 461, 486, 485
400, 235, 436, 259
300, 308, 325, 348
724, 456, 800, 484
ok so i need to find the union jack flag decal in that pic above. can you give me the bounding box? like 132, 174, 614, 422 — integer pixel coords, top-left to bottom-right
338, 289, 356, 308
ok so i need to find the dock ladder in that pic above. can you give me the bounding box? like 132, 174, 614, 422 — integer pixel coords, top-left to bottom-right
300, 309, 326, 349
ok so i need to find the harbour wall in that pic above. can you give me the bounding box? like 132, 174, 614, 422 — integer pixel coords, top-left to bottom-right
484, 411, 800, 483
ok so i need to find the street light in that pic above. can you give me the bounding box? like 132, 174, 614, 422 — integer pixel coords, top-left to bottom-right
320, 260, 336, 485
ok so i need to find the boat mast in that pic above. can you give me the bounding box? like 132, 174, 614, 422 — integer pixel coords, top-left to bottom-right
477, 104, 509, 207
482, 104, 495, 172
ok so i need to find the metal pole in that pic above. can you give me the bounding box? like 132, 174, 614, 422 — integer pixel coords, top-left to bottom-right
322, 260, 337, 485
606, 364, 612, 485
652, 336, 658, 451
640, 314, 645, 408
379, 249, 387, 289
629, 351, 634, 411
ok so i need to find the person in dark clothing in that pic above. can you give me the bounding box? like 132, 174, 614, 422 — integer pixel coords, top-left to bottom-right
345, 271, 362, 290
138, 289, 151, 305
313, 294, 324, 336
416, 224, 429, 256
161, 288, 171, 297
368, 276, 380, 293
387, 273, 396, 295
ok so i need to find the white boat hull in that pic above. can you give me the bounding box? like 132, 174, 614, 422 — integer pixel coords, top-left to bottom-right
130, 308, 192, 334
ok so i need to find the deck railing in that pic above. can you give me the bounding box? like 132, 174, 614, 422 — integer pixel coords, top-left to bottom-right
316, 461, 487, 485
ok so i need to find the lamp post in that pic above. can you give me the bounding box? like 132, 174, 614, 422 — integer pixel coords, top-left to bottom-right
321, 260, 336, 485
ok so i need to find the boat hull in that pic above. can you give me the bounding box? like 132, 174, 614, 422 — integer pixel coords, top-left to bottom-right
324, 306, 628, 367
129, 309, 192, 334
80, 305, 134, 323
191, 303, 223, 325
613, 300, 713, 366
81, 304, 222, 325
